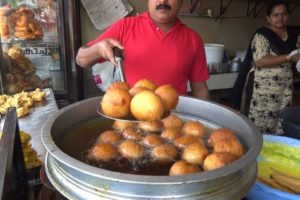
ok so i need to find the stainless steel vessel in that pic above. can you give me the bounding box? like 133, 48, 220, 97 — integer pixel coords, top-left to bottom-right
42, 96, 263, 200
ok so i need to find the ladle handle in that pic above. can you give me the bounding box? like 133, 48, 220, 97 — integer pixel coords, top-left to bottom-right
113, 47, 126, 82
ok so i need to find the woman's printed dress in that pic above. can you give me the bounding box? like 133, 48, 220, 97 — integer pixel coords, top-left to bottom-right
248, 33, 293, 134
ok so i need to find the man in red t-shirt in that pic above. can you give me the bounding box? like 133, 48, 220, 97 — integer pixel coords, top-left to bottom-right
76, 0, 210, 99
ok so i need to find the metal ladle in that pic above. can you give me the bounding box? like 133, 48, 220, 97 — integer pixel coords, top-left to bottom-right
113, 47, 126, 82
97, 47, 170, 122
97, 47, 139, 122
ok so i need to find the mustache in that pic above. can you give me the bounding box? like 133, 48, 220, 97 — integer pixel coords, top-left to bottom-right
156, 3, 171, 10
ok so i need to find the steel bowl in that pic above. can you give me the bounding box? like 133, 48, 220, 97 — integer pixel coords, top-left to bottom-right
42, 96, 262, 199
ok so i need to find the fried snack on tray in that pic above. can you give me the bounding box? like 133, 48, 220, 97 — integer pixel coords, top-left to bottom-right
5, 47, 49, 94
0, 88, 46, 118
0, 5, 11, 40
20, 130, 42, 169
10, 5, 43, 40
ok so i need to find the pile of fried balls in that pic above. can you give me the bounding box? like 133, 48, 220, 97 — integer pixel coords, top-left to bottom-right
100, 79, 179, 121
93, 81, 245, 176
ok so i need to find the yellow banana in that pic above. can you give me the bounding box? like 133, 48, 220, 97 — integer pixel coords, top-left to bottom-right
257, 175, 294, 193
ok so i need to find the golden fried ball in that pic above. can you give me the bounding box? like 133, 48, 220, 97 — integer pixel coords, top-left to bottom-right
133, 79, 158, 91
181, 121, 206, 138
130, 90, 164, 121
161, 114, 183, 130
151, 144, 178, 162
142, 134, 164, 148
213, 139, 244, 158
101, 88, 131, 118
208, 128, 237, 147
98, 130, 122, 145
112, 120, 137, 131
119, 140, 146, 160
203, 152, 237, 171
138, 120, 162, 132
89, 142, 118, 162
155, 84, 179, 111
129, 86, 148, 97
107, 81, 130, 91
169, 160, 201, 176
122, 127, 143, 141
182, 143, 209, 165
173, 135, 204, 150
161, 128, 182, 141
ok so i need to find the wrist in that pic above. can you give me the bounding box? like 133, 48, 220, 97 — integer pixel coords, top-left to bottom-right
286, 54, 290, 62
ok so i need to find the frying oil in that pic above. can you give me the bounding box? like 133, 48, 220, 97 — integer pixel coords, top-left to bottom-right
58, 117, 215, 176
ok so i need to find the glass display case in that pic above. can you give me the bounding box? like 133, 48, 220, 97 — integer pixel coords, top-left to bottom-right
0, 0, 84, 104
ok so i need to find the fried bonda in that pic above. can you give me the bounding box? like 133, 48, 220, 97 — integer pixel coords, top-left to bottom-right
203, 152, 237, 171
119, 139, 145, 160
208, 128, 237, 147
181, 121, 206, 138
101, 88, 131, 118
138, 120, 162, 132
112, 120, 136, 131
169, 160, 201, 176
107, 81, 130, 91
161, 114, 183, 130
161, 128, 181, 141
142, 133, 164, 148
155, 84, 179, 111
130, 90, 164, 121
98, 130, 122, 145
182, 142, 209, 165
151, 144, 178, 163
133, 79, 157, 91
213, 139, 244, 158
89, 142, 118, 162
121, 127, 143, 141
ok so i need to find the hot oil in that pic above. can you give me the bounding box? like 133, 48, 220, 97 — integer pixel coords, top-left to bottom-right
58, 117, 176, 176
84, 155, 175, 176
58, 117, 219, 176
57, 117, 114, 161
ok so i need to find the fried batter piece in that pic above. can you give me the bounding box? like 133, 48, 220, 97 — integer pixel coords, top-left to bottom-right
11, 5, 43, 40
0, 89, 46, 118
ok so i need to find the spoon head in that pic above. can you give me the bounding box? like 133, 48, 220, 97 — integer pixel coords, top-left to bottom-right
97, 97, 170, 122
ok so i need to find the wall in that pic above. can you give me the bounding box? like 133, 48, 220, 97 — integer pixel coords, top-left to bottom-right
79, 0, 300, 98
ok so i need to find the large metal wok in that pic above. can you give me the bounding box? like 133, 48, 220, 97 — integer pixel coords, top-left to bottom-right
41, 96, 262, 199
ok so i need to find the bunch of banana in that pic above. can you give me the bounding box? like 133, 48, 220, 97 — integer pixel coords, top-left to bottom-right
258, 168, 300, 194
20, 130, 42, 170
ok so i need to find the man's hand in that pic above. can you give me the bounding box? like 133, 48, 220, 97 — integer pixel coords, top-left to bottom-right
76, 38, 124, 68
190, 82, 210, 100
97, 38, 124, 65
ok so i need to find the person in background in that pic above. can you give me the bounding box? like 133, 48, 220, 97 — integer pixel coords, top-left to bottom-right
232, 0, 300, 134
76, 0, 210, 100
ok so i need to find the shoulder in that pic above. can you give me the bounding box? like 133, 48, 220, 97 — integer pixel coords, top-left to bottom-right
178, 22, 203, 43
252, 32, 269, 44
114, 12, 148, 27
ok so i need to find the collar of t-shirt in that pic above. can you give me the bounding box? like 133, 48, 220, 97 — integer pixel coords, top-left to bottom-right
139, 12, 185, 35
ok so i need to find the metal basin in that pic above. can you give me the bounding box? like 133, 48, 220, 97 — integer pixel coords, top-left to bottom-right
42, 96, 263, 199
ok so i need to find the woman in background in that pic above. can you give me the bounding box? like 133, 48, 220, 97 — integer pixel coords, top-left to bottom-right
236, 0, 300, 134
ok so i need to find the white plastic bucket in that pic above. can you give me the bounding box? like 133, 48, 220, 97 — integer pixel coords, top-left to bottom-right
204, 43, 225, 64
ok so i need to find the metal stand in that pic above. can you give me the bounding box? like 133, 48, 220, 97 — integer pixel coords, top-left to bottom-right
0, 107, 28, 200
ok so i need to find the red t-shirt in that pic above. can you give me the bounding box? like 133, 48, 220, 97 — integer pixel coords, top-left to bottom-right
87, 12, 209, 95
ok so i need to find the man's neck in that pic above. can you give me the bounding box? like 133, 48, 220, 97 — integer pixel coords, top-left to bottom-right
155, 20, 177, 33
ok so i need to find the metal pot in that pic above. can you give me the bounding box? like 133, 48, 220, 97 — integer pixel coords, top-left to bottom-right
42, 96, 262, 199
229, 58, 242, 72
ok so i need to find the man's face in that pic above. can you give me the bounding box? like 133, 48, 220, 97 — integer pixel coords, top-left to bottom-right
148, 0, 183, 24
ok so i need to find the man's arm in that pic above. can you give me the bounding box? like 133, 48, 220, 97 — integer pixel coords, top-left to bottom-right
190, 82, 210, 100
76, 38, 124, 68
